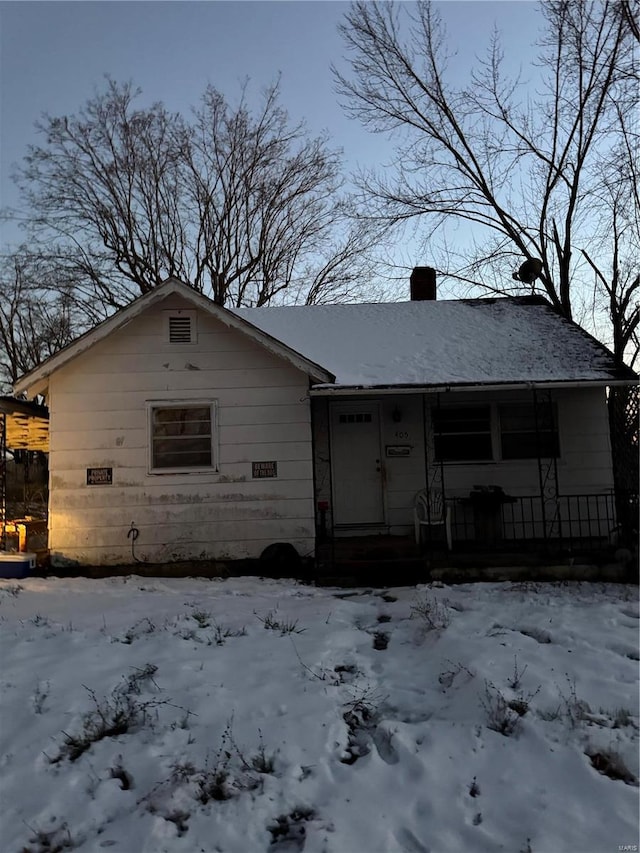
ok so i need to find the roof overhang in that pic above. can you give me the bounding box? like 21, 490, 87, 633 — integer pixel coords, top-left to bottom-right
0, 397, 49, 452
13, 278, 335, 398
309, 378, 638, 396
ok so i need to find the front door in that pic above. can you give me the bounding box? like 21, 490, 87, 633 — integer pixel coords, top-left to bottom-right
330, 402, 384, 526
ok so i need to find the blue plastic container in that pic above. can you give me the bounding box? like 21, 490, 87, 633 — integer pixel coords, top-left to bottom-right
0, 552, 37, 579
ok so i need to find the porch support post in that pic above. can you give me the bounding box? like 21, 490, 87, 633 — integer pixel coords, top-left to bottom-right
438, 393, 446, 509
421, 392, 448, 551
314, 396, 335, 572
421, 393, 433, 539
421, 392, 436, 546
422, 393, 429, 498
533, 387, 562, 547
422, 394, 443, 509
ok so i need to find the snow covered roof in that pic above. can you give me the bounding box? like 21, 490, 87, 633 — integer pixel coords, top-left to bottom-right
234, 297, 636, 390
13, 279, 636, 399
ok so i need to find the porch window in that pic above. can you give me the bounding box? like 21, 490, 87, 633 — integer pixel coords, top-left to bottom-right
499, 402, 559, 459
433, 406, 492, 461
149, 402, 217, 471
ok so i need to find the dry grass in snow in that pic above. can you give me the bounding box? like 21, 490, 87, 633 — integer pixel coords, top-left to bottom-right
0, 576, 638, 853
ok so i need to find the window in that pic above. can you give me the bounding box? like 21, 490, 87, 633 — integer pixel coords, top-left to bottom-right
339, 413, 373, 424
149, 402, 216, 471
499, 402, 559, 459
433, 406, 492, 461
433, 401, 560, 462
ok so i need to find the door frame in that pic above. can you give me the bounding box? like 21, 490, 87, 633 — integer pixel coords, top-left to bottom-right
328, 400, 386, 529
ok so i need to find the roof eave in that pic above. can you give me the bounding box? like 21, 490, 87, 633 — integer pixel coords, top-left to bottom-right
309, 377, 638, 396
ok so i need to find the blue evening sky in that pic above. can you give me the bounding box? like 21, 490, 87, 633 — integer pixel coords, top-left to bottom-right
1, 1, 541, 261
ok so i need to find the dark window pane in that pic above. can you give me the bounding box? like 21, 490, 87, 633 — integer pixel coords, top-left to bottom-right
151, 406, 213, 468
501, 432, 559, 459
338, 412, 373, 425
500, 404, 554, 431
154, 418, 211, 437
154, 406, 210, 423
433, 406, 493, 461
500, 410, 534, 432
434, 434, 493, 461
433, 406, 491, 434
153, 441, 212, 468
499, 403, 559, 459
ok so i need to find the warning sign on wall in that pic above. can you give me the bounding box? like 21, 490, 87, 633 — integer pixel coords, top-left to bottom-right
86, 467, 113, 485
252, 461, 278, 479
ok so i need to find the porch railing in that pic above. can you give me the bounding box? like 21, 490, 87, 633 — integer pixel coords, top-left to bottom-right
448, 491, 637, 551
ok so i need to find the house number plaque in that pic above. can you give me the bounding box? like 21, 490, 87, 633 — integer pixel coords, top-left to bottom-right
386, 445, 412, 457
86, 467, 113, 485
252, 461, 278, 479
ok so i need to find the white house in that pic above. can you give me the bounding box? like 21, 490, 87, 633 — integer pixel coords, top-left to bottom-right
13, 272, 637, 567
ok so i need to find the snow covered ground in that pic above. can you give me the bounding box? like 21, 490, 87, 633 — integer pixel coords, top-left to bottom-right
0, 576, 638, 853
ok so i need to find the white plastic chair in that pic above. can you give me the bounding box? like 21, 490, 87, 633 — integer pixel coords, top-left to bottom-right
414, 489, 452, 551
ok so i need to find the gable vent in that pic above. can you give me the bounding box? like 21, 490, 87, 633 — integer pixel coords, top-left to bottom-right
169, 316, 193, 343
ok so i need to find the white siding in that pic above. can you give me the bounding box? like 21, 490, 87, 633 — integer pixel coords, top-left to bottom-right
47, 295, 314, 566
555, 387, 614, 492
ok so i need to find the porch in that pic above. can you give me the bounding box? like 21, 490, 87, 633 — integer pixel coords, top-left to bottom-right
315, 490, 637, 583
311, 383, 637, 581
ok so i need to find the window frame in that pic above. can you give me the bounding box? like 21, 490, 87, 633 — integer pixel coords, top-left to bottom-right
147, 399, 218, 474
432, 401, 560, 464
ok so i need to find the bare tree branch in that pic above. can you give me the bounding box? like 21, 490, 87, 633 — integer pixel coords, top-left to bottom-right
13, 77, 383, 316
335, 0, 639, 364
0, 249, 86, 392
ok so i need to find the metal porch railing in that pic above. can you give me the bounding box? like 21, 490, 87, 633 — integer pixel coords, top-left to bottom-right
448, 492, 637, 551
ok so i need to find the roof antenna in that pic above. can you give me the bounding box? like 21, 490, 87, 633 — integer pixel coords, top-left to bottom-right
512, 258, 543, 284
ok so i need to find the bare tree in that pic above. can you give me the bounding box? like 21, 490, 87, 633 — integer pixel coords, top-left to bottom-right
15, 78, 383, 312
0, 250, 82, 393
621, 0, 640, 42
581, 92, 640, 370
16, 80, 184, 305
335, 0, 639, 365
181, 81, 387, 306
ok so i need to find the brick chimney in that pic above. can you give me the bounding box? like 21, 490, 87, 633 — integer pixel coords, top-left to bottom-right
410, 267, 436, 301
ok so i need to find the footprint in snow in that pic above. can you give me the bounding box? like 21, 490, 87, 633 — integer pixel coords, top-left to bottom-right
610, 643, 640, 661
394, 827, 430, 853
620, 606, 639, 620
372, 726, 399, 765
619, 608, 640, 627
267, 808, 315, 853
519, 627, 552, 644
372, 631, 389, 650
